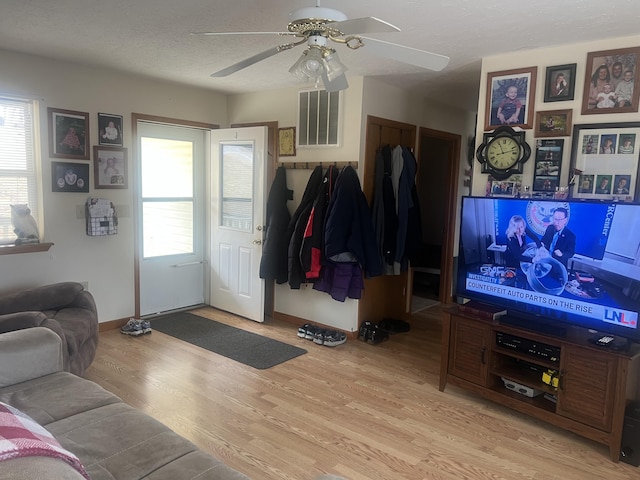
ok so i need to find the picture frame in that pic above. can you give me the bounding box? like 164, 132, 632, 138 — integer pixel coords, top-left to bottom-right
51, 161, 89, 192
48, 107, 90, 160
581, 46, 640, 115
486, 175, 524, 198
534, 109, 572, 137
533, 139, 564, 192
543, 63, 577, 102
98, 113, 123, 146
278, 127, 296, 157
484, 66, 537, 130
569, 122, 640, 202
93, 146, 127, 189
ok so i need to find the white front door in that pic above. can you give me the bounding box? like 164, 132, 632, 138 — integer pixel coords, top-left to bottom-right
210, 127, 267, 322
137, 121, 207, 316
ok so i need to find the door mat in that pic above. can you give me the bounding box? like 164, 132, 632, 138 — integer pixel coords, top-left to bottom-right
151, 312, 307, 369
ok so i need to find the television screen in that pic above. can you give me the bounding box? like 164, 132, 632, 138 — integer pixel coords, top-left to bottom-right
457, 196, 640, 341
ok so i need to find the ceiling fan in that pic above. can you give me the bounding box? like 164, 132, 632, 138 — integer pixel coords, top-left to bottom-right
194, 1, 449, 92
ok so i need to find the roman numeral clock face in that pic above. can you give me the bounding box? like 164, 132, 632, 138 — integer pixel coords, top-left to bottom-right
476, 126, 531, 180
487, 137, 519, 169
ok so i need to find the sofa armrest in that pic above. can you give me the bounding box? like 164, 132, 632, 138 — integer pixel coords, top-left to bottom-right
0, 311, 47, 334
0, 327, 65, 388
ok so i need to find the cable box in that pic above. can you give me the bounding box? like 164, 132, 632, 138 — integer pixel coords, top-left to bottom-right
496, 331, 560, 365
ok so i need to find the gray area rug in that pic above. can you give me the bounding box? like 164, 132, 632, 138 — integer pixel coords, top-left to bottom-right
152, 312, 307, 369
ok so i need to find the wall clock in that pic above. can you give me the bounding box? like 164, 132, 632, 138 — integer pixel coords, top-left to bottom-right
475, 125, 531, 180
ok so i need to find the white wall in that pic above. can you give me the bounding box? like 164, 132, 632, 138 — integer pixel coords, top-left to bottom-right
0, 49, 227, 323
473, 34, 640, 195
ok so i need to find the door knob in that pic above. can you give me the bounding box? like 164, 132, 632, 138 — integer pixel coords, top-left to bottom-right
253, 240, 262, 245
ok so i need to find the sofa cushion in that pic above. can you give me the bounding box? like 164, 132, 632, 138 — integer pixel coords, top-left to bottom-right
0, 282, 84, 315
0, 401, 90, 479
0, 372, 251, 480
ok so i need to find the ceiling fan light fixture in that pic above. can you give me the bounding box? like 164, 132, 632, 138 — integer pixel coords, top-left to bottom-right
323, 49, 347, 82
300, 46, 325, 77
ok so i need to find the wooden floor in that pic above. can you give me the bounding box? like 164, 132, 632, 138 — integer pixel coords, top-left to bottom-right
85, 305, 638, 480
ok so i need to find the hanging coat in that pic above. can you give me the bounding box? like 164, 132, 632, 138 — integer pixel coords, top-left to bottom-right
259, 166, 292, 284
301, 165, 338, 281
287, 165, 324, 289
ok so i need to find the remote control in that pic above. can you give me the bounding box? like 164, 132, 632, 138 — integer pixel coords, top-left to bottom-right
596, 335, 614, 345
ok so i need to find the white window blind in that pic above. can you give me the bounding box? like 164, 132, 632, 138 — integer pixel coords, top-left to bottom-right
0, 97, 39, 243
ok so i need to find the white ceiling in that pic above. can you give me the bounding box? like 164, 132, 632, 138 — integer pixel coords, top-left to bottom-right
1, 0, 639, 111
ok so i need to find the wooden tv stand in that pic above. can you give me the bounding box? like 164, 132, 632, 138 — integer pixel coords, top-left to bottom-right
439, 306, 640, 462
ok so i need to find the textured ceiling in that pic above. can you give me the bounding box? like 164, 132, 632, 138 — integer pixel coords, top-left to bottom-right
1, 0, 639, 111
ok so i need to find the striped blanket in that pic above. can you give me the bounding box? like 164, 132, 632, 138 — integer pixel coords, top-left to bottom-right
0, 401, 90, 479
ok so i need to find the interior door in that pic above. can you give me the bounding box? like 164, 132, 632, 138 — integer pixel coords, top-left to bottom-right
137, 121, 207, 316
210, 127, 267, 322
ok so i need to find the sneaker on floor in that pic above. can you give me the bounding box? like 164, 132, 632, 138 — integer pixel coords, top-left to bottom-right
358, 321, 373, 342
313, 329, 327, 345
305, 324, 321, 341
140, 319, 152, 334
322, 330, 346, 347
298, 323, 311, 338
120, 318, 143, 336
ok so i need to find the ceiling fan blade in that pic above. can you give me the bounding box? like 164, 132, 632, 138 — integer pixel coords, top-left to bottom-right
322, 72, 349, 92
211, 45, 288, 77
331, 16, 400, 35
192, 31, 292, 36
360, 36, 449, 71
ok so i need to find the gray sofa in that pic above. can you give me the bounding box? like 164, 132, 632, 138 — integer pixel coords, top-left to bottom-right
0, 282, 98, 376
0, 327, 250, 480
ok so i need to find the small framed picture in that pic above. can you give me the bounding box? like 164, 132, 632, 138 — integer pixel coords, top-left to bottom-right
94, 146, 127, 189
534, 109, 572, 137
51, 161, 89, 192
570, 122, 640, 202
544, 64, 577, 102
581, 46, 640, 115
98, 113, 123, 146
533, 139, 564, 192
484, 66, 537, 130
48, 107, 90, 160
278, 127, 296, 157
490, 180, 516, 197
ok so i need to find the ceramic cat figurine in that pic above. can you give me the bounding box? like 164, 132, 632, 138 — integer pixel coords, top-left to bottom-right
10, 204, 40, 244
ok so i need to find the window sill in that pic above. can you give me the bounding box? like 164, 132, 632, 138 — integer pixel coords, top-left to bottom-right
0, 242, 54, 256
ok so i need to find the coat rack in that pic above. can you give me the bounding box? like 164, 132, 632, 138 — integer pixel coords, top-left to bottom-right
278, 161, 358, 170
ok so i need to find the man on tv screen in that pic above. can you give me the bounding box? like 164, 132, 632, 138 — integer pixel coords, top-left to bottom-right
541, 207, 575, 268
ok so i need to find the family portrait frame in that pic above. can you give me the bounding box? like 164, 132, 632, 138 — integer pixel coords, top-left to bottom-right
98, 113, 123, 147
533, 139, 564, 193
534, 109, 572, 137
93, 146, 128, 189
484, 66, 537, 130
48, 107, 90, 160
581, 46, 640, 115
51, 161, 90, 193
544, 63, 577, 102
569, 122, 640, 202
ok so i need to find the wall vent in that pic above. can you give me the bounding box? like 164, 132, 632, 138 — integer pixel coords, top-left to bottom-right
297, 89, 341, 147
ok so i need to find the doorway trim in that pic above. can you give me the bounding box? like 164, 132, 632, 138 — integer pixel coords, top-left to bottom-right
417, 127, 461, 304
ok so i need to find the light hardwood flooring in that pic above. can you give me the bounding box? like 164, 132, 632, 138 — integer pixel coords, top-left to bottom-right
85, 306, 638, 480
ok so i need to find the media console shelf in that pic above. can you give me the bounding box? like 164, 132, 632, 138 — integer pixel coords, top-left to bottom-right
439, 305, 640, 462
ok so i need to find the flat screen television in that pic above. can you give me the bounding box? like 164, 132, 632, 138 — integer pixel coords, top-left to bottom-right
456, 196, 640, 342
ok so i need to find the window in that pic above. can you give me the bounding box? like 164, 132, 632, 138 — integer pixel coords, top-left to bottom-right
297, 89, 341, 147
0, 97, 40, 244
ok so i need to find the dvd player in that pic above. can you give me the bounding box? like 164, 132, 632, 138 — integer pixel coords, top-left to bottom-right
496, 331, 560, 365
